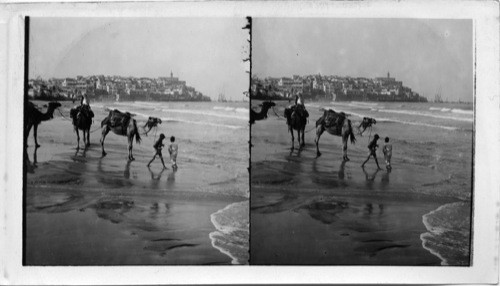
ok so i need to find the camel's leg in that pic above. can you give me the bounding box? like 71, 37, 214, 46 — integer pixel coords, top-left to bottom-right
290, 127, 295, 151
75, 127, 80, 149
33, 146, 39, 166
342, 134, 350, 162
86, 128, 90, 147
25, 124, 33, 147
342, 136, 349, 162
296, 130, 301, 149
300, 128, 305, 148
100, 126, 110, 157
33, 124, 40, 148
315, 125, 325, 157
83, 129, 87, 147
128, 135, 135, 161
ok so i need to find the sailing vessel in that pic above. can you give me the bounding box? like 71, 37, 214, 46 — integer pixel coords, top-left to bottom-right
218, 85, 227, 102
434, 86, 443, 103
218, 93, 227, 102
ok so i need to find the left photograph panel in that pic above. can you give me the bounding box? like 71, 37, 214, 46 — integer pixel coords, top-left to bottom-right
23, 17, 250, 265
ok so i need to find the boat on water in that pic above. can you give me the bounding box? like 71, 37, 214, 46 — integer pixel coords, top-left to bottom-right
218, 85, 228, 102
434, 86, 444, 103
218, 93, 227, 102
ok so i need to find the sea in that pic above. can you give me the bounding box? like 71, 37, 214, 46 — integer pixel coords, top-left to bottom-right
93, 100, 250, 264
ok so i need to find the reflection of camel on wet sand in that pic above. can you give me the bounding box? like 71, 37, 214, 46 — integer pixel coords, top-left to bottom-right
25, 101, 61, 147
250, 101, 276, 125
100, 109, 142, 161
315, 109, 356, 161
96, 158, 133, 188
72, 145, 88, 162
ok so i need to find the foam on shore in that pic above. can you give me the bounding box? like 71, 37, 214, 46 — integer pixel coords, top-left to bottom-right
209, 201, 249, 264
421, 202, 471, 266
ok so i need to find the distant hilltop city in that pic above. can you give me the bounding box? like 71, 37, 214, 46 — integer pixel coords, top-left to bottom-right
251, 72, 428, 103
28, 71, 211, 102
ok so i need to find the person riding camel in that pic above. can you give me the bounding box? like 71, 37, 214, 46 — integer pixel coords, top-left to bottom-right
77, 92, 93, 121
292, 92, 308, 118
80, 92, 89, 106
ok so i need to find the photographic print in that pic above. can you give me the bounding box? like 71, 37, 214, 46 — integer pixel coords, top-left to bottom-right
2, 1, 498, 284
24, 17, 249, 265
250, 18, 473, 265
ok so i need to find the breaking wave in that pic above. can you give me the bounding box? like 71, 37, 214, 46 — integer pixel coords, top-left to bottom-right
377, 109, 473, 122
421, 202, 471, 266
163, 109, 248, 121
209, 201, 249, 265
213, 106, 249, 114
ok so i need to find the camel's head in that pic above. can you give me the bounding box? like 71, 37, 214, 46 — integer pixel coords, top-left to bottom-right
262, 101, 276, 109
48, 101, 62, 110
363, 117, 376, 125
148, 116, 162, 125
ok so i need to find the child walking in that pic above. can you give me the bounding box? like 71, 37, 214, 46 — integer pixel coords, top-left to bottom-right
361, 134, 383, 170
382, 137, 392, 171
147, 133, 167, 169
168, 136, 178, 169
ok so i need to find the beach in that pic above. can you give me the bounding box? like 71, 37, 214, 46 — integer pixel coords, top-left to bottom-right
25, 100, 249, 265
250, 100, 472, 265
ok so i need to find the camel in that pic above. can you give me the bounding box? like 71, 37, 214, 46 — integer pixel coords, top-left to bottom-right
284, 105, 308, 151
100, 109, 141, 161
143, 116, 162, 135
25, 101, 62, 147
315, 109, 356, 161
357, 117, 376, 135
70, 106, 94, 149
250, 101, 276, 124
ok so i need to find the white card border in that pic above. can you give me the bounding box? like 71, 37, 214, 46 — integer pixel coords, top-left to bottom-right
1, 1, 499, 285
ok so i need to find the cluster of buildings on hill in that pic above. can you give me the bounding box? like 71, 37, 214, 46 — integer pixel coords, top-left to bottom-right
28, 72, 211, 102
251, 72, 427, 102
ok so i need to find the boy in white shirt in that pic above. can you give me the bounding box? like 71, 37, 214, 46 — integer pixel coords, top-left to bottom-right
382, 137, 392, 171
168, 136, 178, 169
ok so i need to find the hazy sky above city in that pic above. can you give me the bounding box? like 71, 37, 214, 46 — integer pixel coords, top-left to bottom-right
253, 18, 473, 102
29, 18, 249, 101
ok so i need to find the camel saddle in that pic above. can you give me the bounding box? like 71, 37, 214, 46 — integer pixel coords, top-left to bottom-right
107, 109, 133, 129
286, 104, 309, 119
321, 109, 347, 132
70, 105, 94, 121
285, 105, 309, 126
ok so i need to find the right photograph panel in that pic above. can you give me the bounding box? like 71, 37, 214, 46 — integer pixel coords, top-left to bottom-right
250, 18, 473, 265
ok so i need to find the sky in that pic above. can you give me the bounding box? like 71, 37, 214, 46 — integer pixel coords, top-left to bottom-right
253, 18, 473, 102
29, 18, 249, 101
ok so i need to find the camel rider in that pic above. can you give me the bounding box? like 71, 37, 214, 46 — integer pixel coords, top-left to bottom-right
78, 93, 93, 120
80, 93, 89, 106
295, 92, 304, 106
293, 92, 308, 118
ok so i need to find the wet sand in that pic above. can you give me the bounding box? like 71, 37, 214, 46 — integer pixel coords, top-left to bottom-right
25, 101, 248, 265
250, 100, 471, 265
